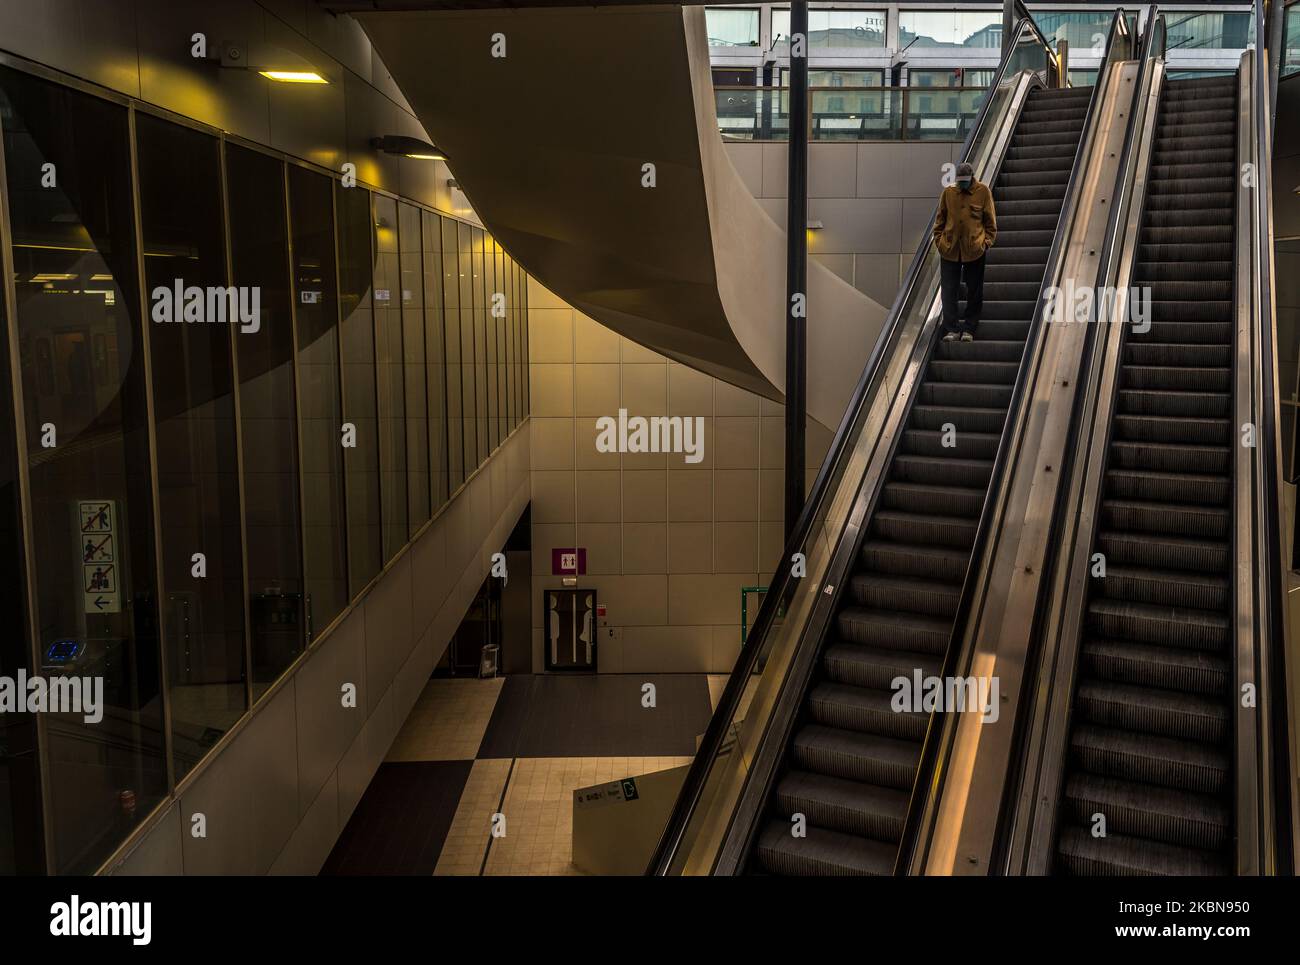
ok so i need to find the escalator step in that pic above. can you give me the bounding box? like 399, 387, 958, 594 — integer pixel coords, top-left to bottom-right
1095, 530, 1228, 574
934, 339, 1027, 363
823, 641, 943, 691
910, 405, 1008, 434
1134, 260, 1232, 282
1086, 597, 1229, 651
1104, 468, 1229, 506
859, 540, 969, 582
774, 770, 909, 843
1108, 439, 1230, 474
791, 724, 920, 789
927, 359, 1021, 383
900, 428, 1001, 460
1118, 365, 1231, 392
1099, 498, 1228, 540
1062, 773, 1230, 853
837, 606, 951, 655
1055, 826, 1228, 876
1096, 564, 1229, 610
1112, 411, 1231, 444
871, 508, 977, 549
848, 572, 960, 618
890, 453, 993, 488
879, 479, 986, 517
755, 821, 897, 876
1080, 638, 1228, 697
1074, 679, 1228, 743
1128, 323, 1233, 347
915, 381, 1013, 409
807, 682, 928, 741
1069, 724, 1228, 795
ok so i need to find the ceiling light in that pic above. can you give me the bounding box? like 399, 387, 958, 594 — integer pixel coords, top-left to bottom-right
371, 135, 447, 161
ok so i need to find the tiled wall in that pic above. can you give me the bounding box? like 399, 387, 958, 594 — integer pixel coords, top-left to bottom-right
724, 140, 962, 307
528, 279, 831, 675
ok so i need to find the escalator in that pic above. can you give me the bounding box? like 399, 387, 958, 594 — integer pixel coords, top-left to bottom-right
1051, 74, 1240, 876
752, 85, 1093, 876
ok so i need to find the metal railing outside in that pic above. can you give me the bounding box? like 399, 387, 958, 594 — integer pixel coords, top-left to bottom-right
715, 85, 987, 141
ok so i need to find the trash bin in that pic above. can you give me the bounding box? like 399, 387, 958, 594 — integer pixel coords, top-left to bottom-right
479, 643, 500, 679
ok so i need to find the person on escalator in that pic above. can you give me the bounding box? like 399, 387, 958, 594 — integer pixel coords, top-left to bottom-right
933, 161, 997, 342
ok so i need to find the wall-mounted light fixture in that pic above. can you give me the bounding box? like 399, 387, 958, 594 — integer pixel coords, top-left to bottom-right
371, 135, 447, 161
807, 219, 825, 230
209, 41, 330, 84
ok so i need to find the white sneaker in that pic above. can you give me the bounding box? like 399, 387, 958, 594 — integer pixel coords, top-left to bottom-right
960, 332, 974, 342
942, 331, 958, 342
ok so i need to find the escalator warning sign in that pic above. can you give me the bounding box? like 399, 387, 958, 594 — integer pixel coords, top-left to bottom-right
78, 499, 121, 614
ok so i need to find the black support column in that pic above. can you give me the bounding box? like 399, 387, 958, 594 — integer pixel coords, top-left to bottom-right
783, 0, 808, 542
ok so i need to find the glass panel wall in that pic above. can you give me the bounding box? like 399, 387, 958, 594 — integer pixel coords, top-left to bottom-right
705, 7, 760, 47
399, 202, 429, 535
288, 165, 348, 636
1165, 10, 1253, 50
336, 185, 383, 592
0, 60, 532, 872
422, 211, 448, 510
373, 195, 407, 561
0, 67, 167, 873
226, 145, 303, 698
442, 218, 465, 490
136, 115, 246, 781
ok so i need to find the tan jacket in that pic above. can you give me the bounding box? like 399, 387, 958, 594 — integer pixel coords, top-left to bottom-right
933, 181, 997, 262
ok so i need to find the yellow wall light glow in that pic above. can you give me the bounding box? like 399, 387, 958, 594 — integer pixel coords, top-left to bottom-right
259, 70, 328, 84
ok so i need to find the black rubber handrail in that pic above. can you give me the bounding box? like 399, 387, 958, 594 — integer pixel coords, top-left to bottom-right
647, 10, 1058, 876
897, 5, 1135, 874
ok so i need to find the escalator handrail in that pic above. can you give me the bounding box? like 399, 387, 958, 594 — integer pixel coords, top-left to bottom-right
1247, 0, 1294, 873
646, 10, 1058, 876
898, 5, 1136, 874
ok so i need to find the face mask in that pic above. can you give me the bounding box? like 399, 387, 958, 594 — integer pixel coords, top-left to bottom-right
957, 178, 973, 191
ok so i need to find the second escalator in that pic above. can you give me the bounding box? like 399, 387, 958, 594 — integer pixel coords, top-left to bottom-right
749, 84, 1094, 875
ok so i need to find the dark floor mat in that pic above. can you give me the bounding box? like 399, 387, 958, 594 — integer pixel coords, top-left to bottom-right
477, 674, 713, 758
320, 760, 473, 875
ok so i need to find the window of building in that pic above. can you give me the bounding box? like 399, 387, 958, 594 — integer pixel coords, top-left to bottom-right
288, 165, 348, 635
705, 7, 760, 47
909, 68, 992, 88
1165, 10, 1253, 50
226, 144, 304, 698
773, 9, 887, 49
899, 10, 1002, 49
0, 65, 167, 873
422, 210, 449, 510
137, 114, 247, 780
473, 227, 489, 463
336, 184, 383, 593
442, 217, 465, 491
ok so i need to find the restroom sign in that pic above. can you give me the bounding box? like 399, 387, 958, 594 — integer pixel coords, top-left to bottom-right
77, 499, 121, 614
551, 547, 587, 575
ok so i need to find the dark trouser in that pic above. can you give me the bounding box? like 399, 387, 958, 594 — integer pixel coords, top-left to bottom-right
940, 254, 985, 335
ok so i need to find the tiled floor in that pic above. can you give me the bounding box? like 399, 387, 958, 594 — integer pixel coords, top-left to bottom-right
327, 673, 713, 876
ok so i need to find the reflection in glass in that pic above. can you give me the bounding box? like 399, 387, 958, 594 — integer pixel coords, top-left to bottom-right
473, 227, 488, 463
336, 186, 383, 591
1, 66, 166, 872
288, 165, 348, 635
422, 211, 449, 510
226, 144, 304, 697
137, 114, 246, 780
400, 202, 429, 534
1165, 11, 1252, 51
898, 10, 1002, 49
773, 9, 886, 48
373, 194, 407, 560
705, 7, 759, 47
442, 218, 465, 491
485, 234, 499, 453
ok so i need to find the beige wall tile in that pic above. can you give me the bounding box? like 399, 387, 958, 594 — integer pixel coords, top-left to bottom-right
576, 521, 621, 575
622, 470, 667, 522
530, 418, 574, 470
669, 574, 754, 626
620, 335, 663, 364
715, 521, 759, 573
759, 468, 784, 521
715, 416, 759, 469
528, 309, 573, 363
621, 362, 667, 414
575, 470, 620, 523
574, 363, 620, 417
668, 521, 713, 574
668, 363, 712, 417
575, 313, 620, 362
668, 471, 713, 522
527, 278, 569, 310
531, 470, 576, 523
667, 417, 713, 471
759, 521, 785, 574
622, 522, 668, 574
715, 469, 759, 522
714, 379, 760, 417
622, 447, 668, 470
760, 417, 784, 469
529, 363, 572, 417
575, 415, 621, 470
621, 625, 712, 674
710, 625, 743, 675
599, 575, 668, 626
